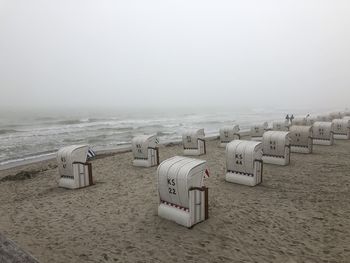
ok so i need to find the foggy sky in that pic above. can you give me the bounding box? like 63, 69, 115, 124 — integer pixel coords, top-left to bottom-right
1, 0, 350, 111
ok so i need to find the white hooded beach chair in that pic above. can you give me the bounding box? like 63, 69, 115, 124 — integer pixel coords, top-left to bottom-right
332, 119, 350, 140
250, 122, 268, 141
317, 115, 331, 122
289, 126, 313, 154
225, 140, 263, 186
132, 134, 160, 167
312, 122, 334, 146
306, 116, 316, 126
182, 129, 206, 156
57, 145, 94, 189
272, 120, 290, 131
262, 131, 291, 166
157, 156, 209, 228
292, 117, 307, 126
329, 112, 344, 120
219, 125, 240, 147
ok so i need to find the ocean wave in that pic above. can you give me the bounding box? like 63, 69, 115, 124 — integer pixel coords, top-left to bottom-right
63, 138, 85, 143
86, 133, 132, 144
157, 131, 176, 137
0, 151, 57, 167
191, 120, 232, 125
95, 126, 133, 132
0, 129, 20, 135
56, 119, 87, 125
34, 117, 56, 121
88, 117, 120, 122
135, 124, 164, 130
46, 118, 126, 127
1, 108, 332, 166
116, 141, 131, 146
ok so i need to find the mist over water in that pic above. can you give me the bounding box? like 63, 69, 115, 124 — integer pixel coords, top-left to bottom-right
1, 1, 350, 111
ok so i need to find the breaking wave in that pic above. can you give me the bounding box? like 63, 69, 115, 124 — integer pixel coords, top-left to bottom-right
0, 129, 20, 135
0, 107, 321, 166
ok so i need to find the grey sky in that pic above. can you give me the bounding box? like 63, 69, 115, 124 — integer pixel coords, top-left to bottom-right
1, 0, 350, 110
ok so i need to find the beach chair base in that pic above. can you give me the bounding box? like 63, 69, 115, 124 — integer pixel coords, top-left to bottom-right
313, 139, 333, 146
262, 156, 289, 166
218, 142, 229, 148
59, 162, 93, 189
225, 172, 261, 186
133, 160, 157, 168
158, 187, 208, 228
183, 149, 204, 156
291, 146, 312, 154
158, 204, 191, 227
334, 134, 350, 140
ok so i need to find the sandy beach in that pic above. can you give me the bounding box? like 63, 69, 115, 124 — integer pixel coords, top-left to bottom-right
0, 137, 350, 263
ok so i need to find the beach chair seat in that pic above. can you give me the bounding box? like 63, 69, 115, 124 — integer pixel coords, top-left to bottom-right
250, 122, 268, 141
272, 120, 290, 131
332, 119, 350, 140
132, 135, 159, 167
182, 129, 206, 156
289, 125, 313, 154
225, 140, 263, 186
57, 145, 94, 189
219, 125, 240, 147
312, 122, 334, 145
262, 131, 291, 166
157, 156, 209, 228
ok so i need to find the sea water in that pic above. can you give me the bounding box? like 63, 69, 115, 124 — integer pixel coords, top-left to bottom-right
0, 107, 331, 167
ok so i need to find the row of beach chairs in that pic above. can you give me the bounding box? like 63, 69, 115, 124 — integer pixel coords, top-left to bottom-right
56, 111, 350, 228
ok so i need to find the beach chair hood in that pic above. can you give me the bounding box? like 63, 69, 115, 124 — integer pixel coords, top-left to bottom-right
251, 122, 268, 138
290, 126, 312, 147
262, 131, 290, 157
292, 117, 307, 126
219, 125, 240, 145
182, 129, 205, 149
332, 119, 350, 139
262, 131, 291, 166
272, 120, 290, 131
313, 122, 334, 140
226, 140, 262, 175
157, 156, 209, 228
57, 145, 89, 177
132, 134, 158, 159
157, 156, 206, 209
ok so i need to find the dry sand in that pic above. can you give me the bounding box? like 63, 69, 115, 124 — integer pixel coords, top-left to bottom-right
0, 138, 350, 263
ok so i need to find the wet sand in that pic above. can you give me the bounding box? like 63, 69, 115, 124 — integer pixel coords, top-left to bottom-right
0, 138, 350, 263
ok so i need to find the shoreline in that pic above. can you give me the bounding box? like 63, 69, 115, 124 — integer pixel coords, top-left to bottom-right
0, 109, 342, 172
0, 132, 238, 172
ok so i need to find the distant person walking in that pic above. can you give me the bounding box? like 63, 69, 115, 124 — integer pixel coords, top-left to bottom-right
286, 114, 290, 122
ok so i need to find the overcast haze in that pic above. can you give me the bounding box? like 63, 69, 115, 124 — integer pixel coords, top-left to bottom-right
1, 0, 350, 111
